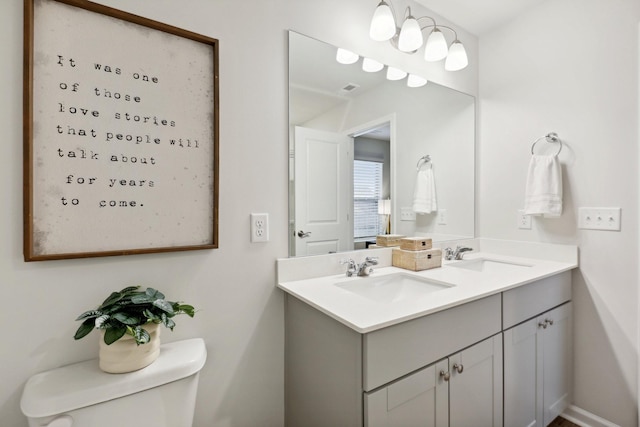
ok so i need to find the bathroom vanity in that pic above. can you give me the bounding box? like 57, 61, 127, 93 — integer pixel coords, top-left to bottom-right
277, 240, 577, 427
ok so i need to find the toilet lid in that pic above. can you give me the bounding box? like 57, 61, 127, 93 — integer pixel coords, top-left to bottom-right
20, 338, 206, 418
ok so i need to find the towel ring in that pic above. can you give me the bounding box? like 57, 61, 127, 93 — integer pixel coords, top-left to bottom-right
416, 155, 432, 170
531, 132, 563, 156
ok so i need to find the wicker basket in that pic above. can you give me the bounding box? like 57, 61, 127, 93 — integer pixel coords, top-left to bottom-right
376, 234, 406, 247
400, 237, 433, 251
392, 248, 442, 271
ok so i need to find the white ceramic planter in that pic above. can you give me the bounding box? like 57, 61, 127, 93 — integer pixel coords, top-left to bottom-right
99, 323, 161, 373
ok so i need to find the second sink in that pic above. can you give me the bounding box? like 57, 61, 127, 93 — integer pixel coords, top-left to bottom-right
448, 258, 532, 273
335, 273, 453, 304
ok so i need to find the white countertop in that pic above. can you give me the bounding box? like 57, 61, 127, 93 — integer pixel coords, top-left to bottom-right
277, 241, 578, 333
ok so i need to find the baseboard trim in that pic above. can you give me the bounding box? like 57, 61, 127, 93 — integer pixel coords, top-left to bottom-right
562, 405, 620, 427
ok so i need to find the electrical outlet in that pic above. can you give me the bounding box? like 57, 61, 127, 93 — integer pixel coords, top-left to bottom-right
250, 213, 269, 242
578, 207, 621, 231
437, 209, 447, 225
517, 210, 532, 229
400, 207, 416, 221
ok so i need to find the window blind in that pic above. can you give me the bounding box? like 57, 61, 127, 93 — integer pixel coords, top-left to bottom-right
353, 160, 383, 239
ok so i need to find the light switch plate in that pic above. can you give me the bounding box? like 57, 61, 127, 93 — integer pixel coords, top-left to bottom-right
578, 207, 621, 231
400, 207, 416, 221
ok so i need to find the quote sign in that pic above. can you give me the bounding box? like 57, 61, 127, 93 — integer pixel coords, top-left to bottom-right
24, 0, 219, 261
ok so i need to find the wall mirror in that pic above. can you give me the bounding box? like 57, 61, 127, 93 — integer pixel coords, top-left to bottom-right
288, 31, 475, 257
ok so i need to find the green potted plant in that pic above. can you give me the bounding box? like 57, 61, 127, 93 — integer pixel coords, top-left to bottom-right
74, 286, 195, 373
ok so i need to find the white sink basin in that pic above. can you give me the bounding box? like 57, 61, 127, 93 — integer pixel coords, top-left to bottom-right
335, 273, 453, 304
448, 258, 533, 273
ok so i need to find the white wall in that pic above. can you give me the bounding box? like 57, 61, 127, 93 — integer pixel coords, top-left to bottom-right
303, 80, 475, 240
478, 0, 639, 425
0, 0, 477, 426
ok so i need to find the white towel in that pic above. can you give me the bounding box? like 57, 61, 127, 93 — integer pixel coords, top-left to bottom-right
412, 168, 437, 214
523, 155, 562, 217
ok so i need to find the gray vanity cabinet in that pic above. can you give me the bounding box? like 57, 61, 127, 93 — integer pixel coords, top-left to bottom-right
284, 293, 502, 427
504, 303, 572, 427
284, 270, 571, 427
364, 358, 448, 427
365, 334, 503, 427
503, 272, 572, 427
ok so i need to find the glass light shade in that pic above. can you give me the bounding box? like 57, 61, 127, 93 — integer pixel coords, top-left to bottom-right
397, 16, 423, 52
444, 41, 469, 71
369, 1, 396, 41
336, 48, 359, 65
362, 57, 384, 73
424, 28, 448, 61
386, 66, 407, 81
407, 74, 428, 88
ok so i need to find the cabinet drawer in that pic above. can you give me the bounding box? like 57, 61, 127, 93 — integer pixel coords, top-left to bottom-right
502, 271, 571, 329
363, 294, 501, 391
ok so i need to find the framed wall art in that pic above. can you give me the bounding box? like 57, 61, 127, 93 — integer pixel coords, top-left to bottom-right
23, 0, 219, 261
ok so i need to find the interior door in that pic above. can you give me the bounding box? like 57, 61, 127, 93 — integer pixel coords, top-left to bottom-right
294, 126, 353, 256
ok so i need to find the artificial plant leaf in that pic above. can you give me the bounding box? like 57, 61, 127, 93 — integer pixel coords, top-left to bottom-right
75, 310, 101, 321
178, 304, 196, 317
143, 309, 160, 321
130, 293, 153, 304
119, 286, 141, 295
162, 315, 176, 330
73, 319, 95, 340
112, 312, 141, 325
131, 326, 151, 345
145, 287, 165, 300
152, 299, 174, 314
104, 325, 127, 345
99, 291, 125, 310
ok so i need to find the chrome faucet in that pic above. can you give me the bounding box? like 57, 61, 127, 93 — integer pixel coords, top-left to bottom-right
444, 246, 473, 260
340, 259, 358, 277
357, 256, 378, 276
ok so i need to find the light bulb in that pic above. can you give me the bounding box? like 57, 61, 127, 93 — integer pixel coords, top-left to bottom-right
397, 16, 423, 52
424, 28, 448, 61
336, 48, 359, 65
445, 40, 468, 71
407, 74, 428, 88
386, 66, 407, 81
369, 1, 396, 41
362, 57, 384, 73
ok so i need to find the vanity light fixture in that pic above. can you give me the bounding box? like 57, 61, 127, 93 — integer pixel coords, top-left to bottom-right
444, 40, 468, 71
362, 57, 384, 72
369, 0, 468, 71
407, 74, 428, 88
386, 66, 407, 81
336, 47, 359, 65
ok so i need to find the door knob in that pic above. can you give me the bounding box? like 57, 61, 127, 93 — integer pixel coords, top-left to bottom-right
297, 230, 311, 238
439, 370, 450, 381
453, 363, 464, 374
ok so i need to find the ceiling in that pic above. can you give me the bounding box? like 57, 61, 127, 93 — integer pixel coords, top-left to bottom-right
414, 0, 543, 36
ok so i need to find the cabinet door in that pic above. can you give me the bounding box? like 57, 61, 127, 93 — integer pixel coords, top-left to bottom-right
365, 359, 448, 427
504, 318, 542, 427
449, 335, 503, 427
504, 302, 572, 427
542, 303, 572, 426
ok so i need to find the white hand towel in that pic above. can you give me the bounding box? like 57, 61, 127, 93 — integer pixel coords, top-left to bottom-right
412, 168, 437, 214
523, 155, 562, 217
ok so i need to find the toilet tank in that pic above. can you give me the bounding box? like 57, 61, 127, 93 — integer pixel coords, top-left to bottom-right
21, 338, 207, 427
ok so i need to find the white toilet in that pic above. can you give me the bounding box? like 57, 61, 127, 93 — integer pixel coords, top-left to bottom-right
20, 338, 207, 427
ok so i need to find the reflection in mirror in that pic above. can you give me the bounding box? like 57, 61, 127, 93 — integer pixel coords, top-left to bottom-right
289, 31, 475, 257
